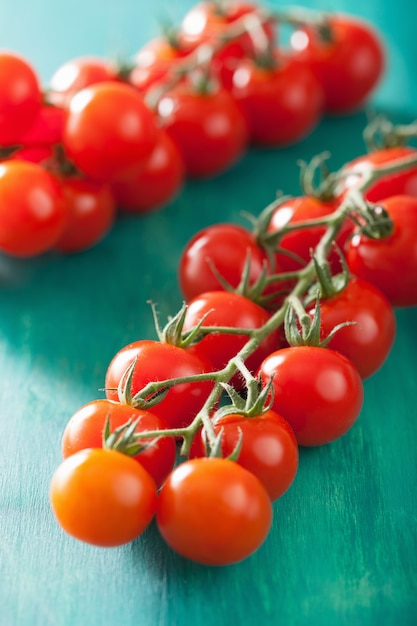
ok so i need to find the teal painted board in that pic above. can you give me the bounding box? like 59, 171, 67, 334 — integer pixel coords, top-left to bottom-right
0, 1, 416, 625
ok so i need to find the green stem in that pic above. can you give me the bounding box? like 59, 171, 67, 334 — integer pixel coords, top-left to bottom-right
120, 150, 417, 457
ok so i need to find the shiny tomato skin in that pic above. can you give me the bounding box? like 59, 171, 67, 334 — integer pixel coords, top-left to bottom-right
307, 277, 396, 379
258, 346, 364, 446
61, 399, 176, 488
50, 448, 157, 547
179, 222, 269, 301
105, 340, 214, 429
231, 52, 323, 146
267, 195, 353, 273
63, 81, 157, 181
156, 457, 272, 565
55, 177, 116, 253
0, 160, 68, 257
0, 51, 42, 144
346, 195, 417, 307
340, 146, 417, 203
183, 290, 280, 390
48, 55, 119, 108
112, 129, 185, 213
189, 410, 298, 501
157, 84, 248, 178
289, 14, 385, 114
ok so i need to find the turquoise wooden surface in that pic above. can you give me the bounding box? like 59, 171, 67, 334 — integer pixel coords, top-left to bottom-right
0, 1, 416, 625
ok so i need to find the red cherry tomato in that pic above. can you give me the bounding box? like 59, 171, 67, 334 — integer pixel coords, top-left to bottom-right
157, 83, 248, 178
0, 160, 68, 257
105, 340, 214, 429
267, 195, 353, 272
50, 448, 157, 547
179, 222, 269, 301
340, 146, 417, 202
62, 81, 157, 181
111, 129, 185, 213
48, 55, 119, 108
0, 51, 42, 144
61, 399, 176, 488
289, 14, 385, 114
307, 276, 396, 379
156, 457, 272, 565
346, 195, 417, 307
189, 409, 298, 501
182, 290, 280, 390
231, 52, 323, 146
54, 176, 116, 253
258, 346, 364, 446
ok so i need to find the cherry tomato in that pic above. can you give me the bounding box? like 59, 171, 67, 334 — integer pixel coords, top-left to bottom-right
179, 1, 275, 89
182, 290, 280, 390
0, 51, 42, 144
54, 176, 116, 253
231, 52, 323, 146
189, 409, 298, 501
157, 82, 248, 178
61, 399, 176, 488
179, 222, 269, 301
346, 194, 417, 307
258, 346, 364, 446
307, 276, 396, 379
267, 195, 353, 273
111, 129, 185, 213
156, 457, 272, 565
0, 160, 68, 257
289, 14, 385, 114
105, 340, 214, 429
50, 448, 157, 547
340, 146, 417, 202
62, 81, 157, 181
48, 55, 119, 108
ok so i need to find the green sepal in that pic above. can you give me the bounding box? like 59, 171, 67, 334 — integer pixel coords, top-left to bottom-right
202, 425, 243, 463
304, 247, 350, 305
102, 414, 155, 458
213, 365, 275, 421
225, 427, 243, 462
284, 294, 322, 347
363, 113, 417, 152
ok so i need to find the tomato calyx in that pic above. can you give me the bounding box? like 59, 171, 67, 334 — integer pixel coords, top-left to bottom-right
103, 414, 157, 457
347, 191, 394, 240
363, 114, 417, 152
151, 299, 261, 352
217, 361, 274, 419
298, 152, 342, 202
305, 248, 350, 302
284, 293, 354, 348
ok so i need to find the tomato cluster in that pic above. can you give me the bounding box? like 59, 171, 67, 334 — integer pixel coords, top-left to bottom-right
0, 1, 384, 258
49, 125, 417, 565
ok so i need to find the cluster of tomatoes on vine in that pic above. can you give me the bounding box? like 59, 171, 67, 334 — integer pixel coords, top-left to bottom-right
49, 114, 417, 565
0, 0, 385, 258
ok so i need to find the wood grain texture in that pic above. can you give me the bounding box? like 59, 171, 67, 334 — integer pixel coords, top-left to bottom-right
0, 1, 417, 625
